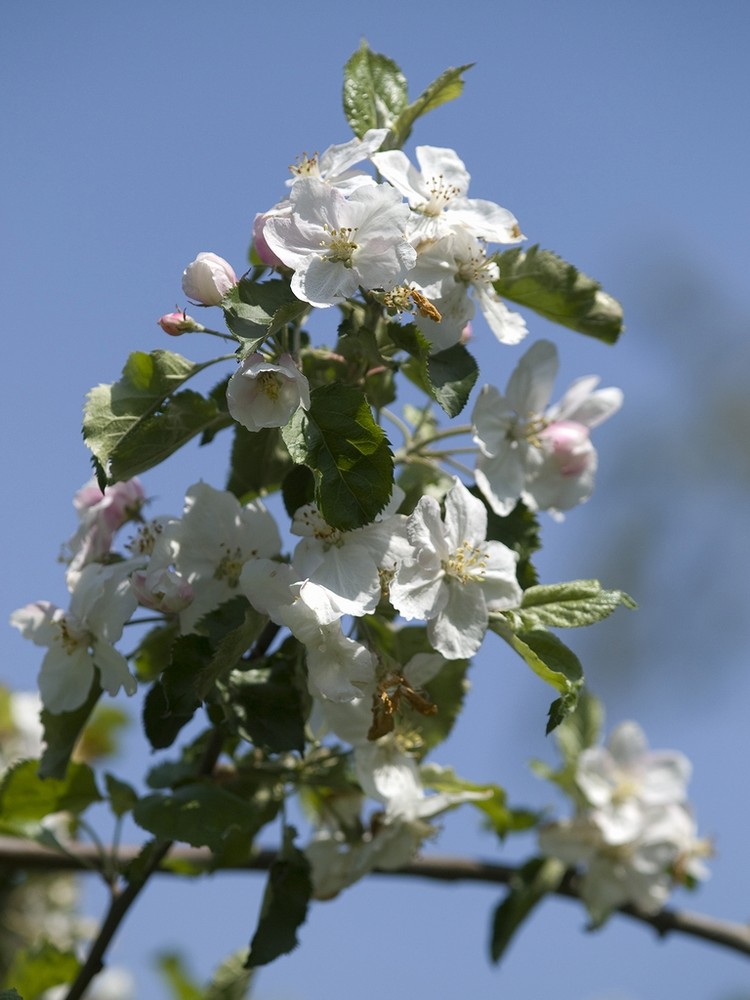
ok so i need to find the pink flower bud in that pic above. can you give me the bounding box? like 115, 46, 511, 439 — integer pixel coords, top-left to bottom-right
182, 252, 238, 306
131, 568, 194, 614
538, 421, 594, 476
157, 311, 205, 336
252, 211, 286, 267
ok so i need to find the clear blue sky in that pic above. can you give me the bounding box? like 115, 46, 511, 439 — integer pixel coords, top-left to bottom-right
3, 3, 750, 998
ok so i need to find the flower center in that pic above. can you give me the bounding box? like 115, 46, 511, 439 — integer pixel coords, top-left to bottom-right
321, 225, 359, 266
446, 541, 488, 583
419, 173, 461, 216
256, 370, 282, 401
290, 152, 319, 177
56, 615, 91, 654
214, 545, 245, 587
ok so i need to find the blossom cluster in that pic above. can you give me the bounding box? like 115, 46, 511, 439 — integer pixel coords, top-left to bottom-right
539, 721, 711, 925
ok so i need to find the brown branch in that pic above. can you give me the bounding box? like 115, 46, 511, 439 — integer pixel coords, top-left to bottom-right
2, 836, 749, 959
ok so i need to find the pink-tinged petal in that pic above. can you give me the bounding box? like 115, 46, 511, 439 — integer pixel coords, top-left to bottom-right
548, 377, 623, 428
10, 601, 61, 647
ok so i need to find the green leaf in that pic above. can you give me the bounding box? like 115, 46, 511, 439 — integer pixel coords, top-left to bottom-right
39, 680, 102, 779
0, 760, 101, 833
342, 40, 408, 139
107, 389, 220, 481
226, 425, 294, 501
6, 942, 81, 1000
105, 772, 138, 817
507, 579, 636, 631
155, 951, 203, 1000
490, 857, 566, 963
489, 621, 583, 732
281, 463, 316, 518
133, 781, 273, 851
493, 245, 624, 344
222, 278, 305, 351
0, 989, 24, 999
83, 350, 225, 479
144, 599, 265, 750
219, 643, 307, 754
421, 764, 535, 837
391, 325, 478, 417
390, 63, 474, 148
205, 949, 255, 1000
554, 688, 604, 771
133, 620, 180, 682
282, 383, 393, 530
245, 827, 312, 969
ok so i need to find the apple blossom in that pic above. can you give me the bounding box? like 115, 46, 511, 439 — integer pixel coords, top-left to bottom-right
263, 177, 416, 308
10, 563, 138, 713
287, 128, 388, 193
473, 339, 623, 517
157, 310, 205, 336
371, 144, 523, 248
162, 482, 282, 633
226, 352, 310, 432
181, 251, 238, 306
389, 478, 522, 659
64, 477, 145, 587
409, 229, 528, 351
240, 559, 376, 702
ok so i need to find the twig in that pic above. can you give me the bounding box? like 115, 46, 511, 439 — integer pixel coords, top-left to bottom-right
2, 838, 749, 960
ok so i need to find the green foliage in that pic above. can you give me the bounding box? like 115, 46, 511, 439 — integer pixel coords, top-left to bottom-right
222, 278, 307, 351
506, 580, 636, 631
282, 382, 393, 529
391, 325, 479, 417
0, 760, 101, 835
133, 780, 275, 852
493, 245, 624, 344
480, 494, 541, 590
83, 349, 225, 482
39, 680, 102, 779
342, 40, 472, 151
5, 943, 81, 1000
226, 424, 294, 501
245, 827, 312, 969
532, 689, 604, 798
144, 598, 266, 750
490, 857, 566, 963
488, 619, 583, 732
0, 989, 24, 1000
342, 41, 408, 140
157, 948, 254, 1000
421, 765, 537, 838
218, 640, 308, 754
104, 771, 138, 817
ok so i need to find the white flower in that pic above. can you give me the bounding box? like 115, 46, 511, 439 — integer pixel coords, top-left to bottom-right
166, 482, 281, 633
240, 560, 376, 702
473, 339, 623, 517
227, 352, 310, 432
290, 492, 408, 621
263, 177, 416, 307
575, 721, 692, 843
288, 128, 389, 193
539, 803, 709, 926
371, 144, 523, 248
410, 229, 527, 351
389, 478, 522, 659
181, 252, 238, 306
10, 563, 138, 713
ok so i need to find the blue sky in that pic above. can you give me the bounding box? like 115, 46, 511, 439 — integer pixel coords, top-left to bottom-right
3, 3, 750, 998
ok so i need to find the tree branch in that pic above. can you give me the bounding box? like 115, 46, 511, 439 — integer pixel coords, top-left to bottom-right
2, 837, 748, 959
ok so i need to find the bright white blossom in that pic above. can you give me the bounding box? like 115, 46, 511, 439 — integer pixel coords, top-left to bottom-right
240, 560, 376, 702
287, 128, 388, 193
181, 252, 238, 306
226, 352, 310, 432
371, 144, 523, 248
389, 478, 522, 659
11, 563, 138, 713
161, 482, 281, 633
409, 229, 528, 351
263, 177, 416, 307
473, 339, 623, 518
